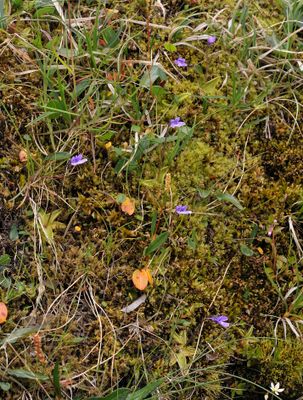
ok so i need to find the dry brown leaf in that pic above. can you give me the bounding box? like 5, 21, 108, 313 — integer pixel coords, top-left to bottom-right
132, 269, 148, 291
121, 197, 135, 215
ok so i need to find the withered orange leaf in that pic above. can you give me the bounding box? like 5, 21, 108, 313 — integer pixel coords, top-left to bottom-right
0, 302, 8, 324
121, 197, 135, 215
132, 269, 148, 291
144, 268, 153, 285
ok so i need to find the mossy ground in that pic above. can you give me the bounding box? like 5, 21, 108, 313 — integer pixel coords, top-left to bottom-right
0, 0, 303, 399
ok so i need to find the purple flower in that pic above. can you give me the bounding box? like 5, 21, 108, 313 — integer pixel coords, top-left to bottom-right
207, 36, 217, 45
169, 117, 186, 128
210, 315, 229, 328
70, 154, 88, 166
175, 57, 187, 67
175, 205, 192, 215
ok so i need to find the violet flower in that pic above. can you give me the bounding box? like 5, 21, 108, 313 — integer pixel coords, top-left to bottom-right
70, 154, 88, 166
169, 117, 186, 128
207, 36, 217, 45
175, 57, 187, 67
210, 315, 229, 328
175, 205, 192, 215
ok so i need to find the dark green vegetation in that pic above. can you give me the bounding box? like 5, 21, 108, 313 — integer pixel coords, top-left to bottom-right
0, 0, 303, 398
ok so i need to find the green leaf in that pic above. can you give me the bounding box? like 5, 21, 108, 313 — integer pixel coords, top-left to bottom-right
44, 99, 68, 120
9, 223, 19, 241
0, 382, 11, 391
200, 76, 221, 95
150, 212, 157, 237
88, 388, 131, 400
75, 79, 91, 97
34, 6, 55, 17
197, 189, 211, 199
52, 361, 61, 397
13, 0, 23, 7
264, 266, 279, 293
102, 27, 120, 47
45, 152, 71, 161
0, 326, 38, 346
38, 209, 65, 244
116, 194, 127, 204
240, 244, 254, 257
131, 125, 141, 133
250, 223, 258, 240
291, 293, 303, 312
140, 66, 167, 88
145, 232, 168, 256
7, 369, 49, 381
23, 134, 31, 141
175, 351, 188, 373
0, 272, 11, 288
151, 85, 166, 99
0, 254, 11, 267
0, 0, 7, 28
187, 229, 197, 251
164, 43, 177, 52
95, 130, 115, 143
216, 192, 244, 210
127, 379, 163, 400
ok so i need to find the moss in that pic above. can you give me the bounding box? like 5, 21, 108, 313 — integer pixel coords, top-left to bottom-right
1, 0, 303, 398
237, 338, 303, 397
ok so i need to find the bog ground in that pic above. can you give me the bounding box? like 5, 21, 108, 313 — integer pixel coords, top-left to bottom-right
0, 0, 303, 399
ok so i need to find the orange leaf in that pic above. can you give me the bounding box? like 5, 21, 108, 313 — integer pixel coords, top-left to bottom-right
132, 269, 148, 291
0, 302, 8, 324
121, 197, 135, 215
99, 38, 106, 46
144, 268, 153, 285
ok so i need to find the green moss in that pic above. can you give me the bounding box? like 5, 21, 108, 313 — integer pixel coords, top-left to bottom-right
238, 338, 303, 396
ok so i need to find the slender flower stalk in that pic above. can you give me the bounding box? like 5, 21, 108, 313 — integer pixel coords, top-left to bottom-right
267, 219, 277, 237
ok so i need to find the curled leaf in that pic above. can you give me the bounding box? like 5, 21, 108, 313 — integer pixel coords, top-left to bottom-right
121, 197, 135, 215
0, 303, 8, 324
132, 269, 148, 291
144, 268, 153, 285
